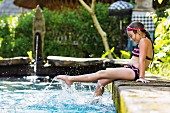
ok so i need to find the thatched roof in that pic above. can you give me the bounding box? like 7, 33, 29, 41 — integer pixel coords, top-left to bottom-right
13, 0, 130, 10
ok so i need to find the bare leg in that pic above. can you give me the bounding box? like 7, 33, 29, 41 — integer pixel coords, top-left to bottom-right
94, 79, 113, 97
56, 67, 136, 86
55, 75, 73, 85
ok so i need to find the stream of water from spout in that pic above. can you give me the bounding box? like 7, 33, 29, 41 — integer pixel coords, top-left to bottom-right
27, 34, 39, 84
25, 34, 41, 86
34, 34, 39, 74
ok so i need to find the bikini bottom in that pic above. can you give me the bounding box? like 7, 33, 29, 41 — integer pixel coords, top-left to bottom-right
124, 64, 139, 80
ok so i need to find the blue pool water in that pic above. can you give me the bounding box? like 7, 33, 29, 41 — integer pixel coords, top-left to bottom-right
0, 77, 116, 113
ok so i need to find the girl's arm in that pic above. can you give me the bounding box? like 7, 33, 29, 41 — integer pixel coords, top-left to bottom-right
137, 38, 150, 83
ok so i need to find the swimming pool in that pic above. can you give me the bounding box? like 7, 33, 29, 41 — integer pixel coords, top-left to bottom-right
0, 77, 116, 113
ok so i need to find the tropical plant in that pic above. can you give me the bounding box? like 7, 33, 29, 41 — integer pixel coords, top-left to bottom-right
0, 3, 129, 58
150, 8, 170, 78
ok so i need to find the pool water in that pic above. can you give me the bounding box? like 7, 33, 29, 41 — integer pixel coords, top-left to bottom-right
0, 78, 116, 113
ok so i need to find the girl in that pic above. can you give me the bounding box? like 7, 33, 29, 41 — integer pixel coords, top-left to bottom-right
55, 21, 153, 96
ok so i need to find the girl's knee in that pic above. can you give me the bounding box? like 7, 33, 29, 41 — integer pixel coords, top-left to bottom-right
98, 79, 112, 86
96, 70, 107, 76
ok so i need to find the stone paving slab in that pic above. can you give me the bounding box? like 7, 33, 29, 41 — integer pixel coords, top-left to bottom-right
112, 73, 170, 113
119, 86, 170, 113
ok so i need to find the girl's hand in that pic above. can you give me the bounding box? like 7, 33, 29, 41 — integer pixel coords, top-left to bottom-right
136, 78, 150, 83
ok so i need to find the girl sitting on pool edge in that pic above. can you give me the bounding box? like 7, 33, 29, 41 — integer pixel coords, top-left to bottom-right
55, 21, 153, 97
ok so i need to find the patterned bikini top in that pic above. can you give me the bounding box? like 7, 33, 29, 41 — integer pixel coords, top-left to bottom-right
132, 44, 153, 61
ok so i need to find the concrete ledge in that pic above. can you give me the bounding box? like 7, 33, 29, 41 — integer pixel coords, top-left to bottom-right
119, 86, 170, 113
47, 56, 107, 66
112, 73, 170, 113
0, 57, 31, 66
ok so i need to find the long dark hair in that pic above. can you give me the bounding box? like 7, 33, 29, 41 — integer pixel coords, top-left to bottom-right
128, 21, 154, 59
128, 21, 151, 40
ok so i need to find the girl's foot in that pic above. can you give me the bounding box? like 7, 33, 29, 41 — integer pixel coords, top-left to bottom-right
56, 75, 73, 85
94, 86, 104, 97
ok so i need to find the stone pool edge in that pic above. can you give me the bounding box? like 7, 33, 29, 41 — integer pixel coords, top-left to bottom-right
110, 73, 170, 113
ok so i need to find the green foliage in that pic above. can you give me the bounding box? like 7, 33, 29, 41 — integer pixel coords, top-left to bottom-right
101, 47, 119, 59
0, 15, 15, 58
101, 47, 130, 59
0, 13, 33, 58
153, 8, 170, 62
151, 8, 170, 78
0, 3, 130, 58
149, 62, 170, 78
0, 15, 10, 38
120, 50, 130, 59
158, 0, 164, 4
154, 1, 170, 18
0, 36, 14, 57
27, 51, 33, 60
7, 16, 18, 39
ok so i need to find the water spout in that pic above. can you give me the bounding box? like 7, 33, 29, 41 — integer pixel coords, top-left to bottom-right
24, 5, 49, 83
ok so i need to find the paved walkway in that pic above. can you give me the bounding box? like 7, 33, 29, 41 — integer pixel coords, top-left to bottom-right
112, 73, 170, 113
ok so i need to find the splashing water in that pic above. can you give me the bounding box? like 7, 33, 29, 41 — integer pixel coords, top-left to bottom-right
0, 77, 116, 113
43, 77, 56, 90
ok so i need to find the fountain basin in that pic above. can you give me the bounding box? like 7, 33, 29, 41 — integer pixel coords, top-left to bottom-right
0, 56, 130, 77
0, 56, 108, 77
